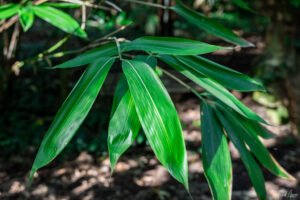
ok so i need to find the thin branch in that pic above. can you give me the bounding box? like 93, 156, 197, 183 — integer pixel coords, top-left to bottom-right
124, 0, 169, 9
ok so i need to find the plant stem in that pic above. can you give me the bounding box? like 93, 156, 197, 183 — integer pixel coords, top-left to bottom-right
159, 67, 205, 101
124, 0, 168, 9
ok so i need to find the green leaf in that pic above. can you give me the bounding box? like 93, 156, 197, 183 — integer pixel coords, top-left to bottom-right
30, 58, 115, 177
216, 104, 293, 180
215, 109, 267, 200
176, 56, 265, 92
108, 75, 141, 171
32, 5, 87, 38
201, 102, 232, 200
122, 60, 188, 189
134, 55, 157, 68
42, 3, 81, 8
18, 6, 35, 32
54, 43, 118, 68
123, 36, 225, 55
172, 2, 253, 47
231, 0, 254, 12
159, 55, 265, 123
0, 4, 20, 20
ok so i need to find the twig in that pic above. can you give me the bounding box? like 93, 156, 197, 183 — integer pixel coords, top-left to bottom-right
124, 0, 169, 9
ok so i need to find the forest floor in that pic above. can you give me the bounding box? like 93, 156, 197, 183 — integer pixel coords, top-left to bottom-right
0, 96, 299, 200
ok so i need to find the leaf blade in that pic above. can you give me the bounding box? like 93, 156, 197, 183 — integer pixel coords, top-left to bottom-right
0, 4, 20, 20
31, 58, 115, 176
32, 5, 87, 38
122, 60, 188, 189
172, 2, 253, 47
201, 102, 232, 200
18, 6, 35, 32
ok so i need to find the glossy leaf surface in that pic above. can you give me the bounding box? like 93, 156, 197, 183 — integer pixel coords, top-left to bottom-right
123, 36, 224, 55
159, 55, 265, 123
172, 2, 253, 47
31, 58, 115, 177
122, 60, 188, 189
215, 109, 267, 200
32, 5, 87, 38
177, 56, 265, 92
108, 75, 141, 171
201, 102, 232, 200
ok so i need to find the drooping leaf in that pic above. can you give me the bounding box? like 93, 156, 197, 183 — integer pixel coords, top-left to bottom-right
30, 58, 115, 177
18, 6, 35, 32
215, 109, 267, 200
0, 4, 20, 20
176, 56, 265, 92
201, 102, 232, 200
32, 5, 87, 38
123, 36, 225, 55
172, 1, 253, 47
108, 75, 141, 171
122, 60, 188, 189
216, 103, 293, 180
159, 55, 265, 123
54, 43, 118, 68
231, 0, 254, 12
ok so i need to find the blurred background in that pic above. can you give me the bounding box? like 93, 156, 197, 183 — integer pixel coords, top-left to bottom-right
0, 0, 299, 199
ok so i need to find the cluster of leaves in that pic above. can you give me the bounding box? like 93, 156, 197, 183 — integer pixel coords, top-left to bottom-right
1, 0, 294, 199
0, 1, 86, 37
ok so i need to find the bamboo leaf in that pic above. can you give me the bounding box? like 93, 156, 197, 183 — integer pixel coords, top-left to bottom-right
231, 0, 254, 12
0, 4, 20, 20
30, 58, 115, 177
108, 75, 141, 171
122, 60, 188, 189
172, 1, 253, 47
32, 5, 87, 38
176, 56, 265, 92
18, 6, 35, 32
215, 109, 267, 200
123, 36, 225, 55
216, 104, 293, 180
54, 43, 118, 68
201, 102, 232, 200
159, 55, 265, 123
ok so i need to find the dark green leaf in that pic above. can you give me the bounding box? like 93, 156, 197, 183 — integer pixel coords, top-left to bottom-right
122, 60, 188, 189
216, 104, 293, 180
231, 0, 254, 12
108, 75, 141, 171
30, 58, 115, 177
0, 4, 20, 20
215, 109, 267, 200
159, 55, 265, 123
201, 102, 232, 200
123, 36, 225, 55
172, 2, 253, 47
18, 6, 34, 32
54, 43, 118, 68
32, 5, 87, 38
176, 56, 265, 92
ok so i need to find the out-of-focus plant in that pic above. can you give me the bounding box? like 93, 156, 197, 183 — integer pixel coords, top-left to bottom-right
0, 0, 295, 199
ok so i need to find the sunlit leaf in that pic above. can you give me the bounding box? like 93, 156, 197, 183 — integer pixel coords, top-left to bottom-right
32, 5, 87, 38
123, 36, 225, 55
42, 3, 81, 8
172, 1, 253, 47
30, 58, 115, 177
176, 56, 265, 92
122, 60, 188, 189
108, 75, 141, 171
18, 6, 35, 32
215, 109, 267, 200
0, 4, 20, 20
159, 55, 265, 123
201, 102, 232, 200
